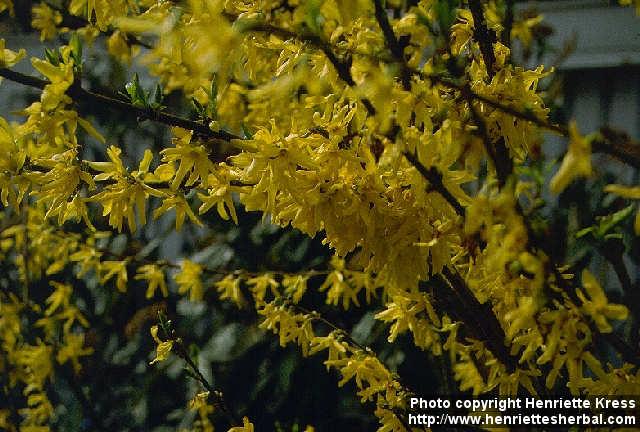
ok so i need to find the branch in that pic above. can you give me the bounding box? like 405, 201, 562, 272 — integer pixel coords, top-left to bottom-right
162, 325, 241, 426
372, 0, 411, 90
430, 268, 518, 372
463, 89, 513, 186
403, 152, 465, 217
501, 0, 515, 47
593, 126, 640, 169
0, 67, 241, 143
468, 0, 498, 79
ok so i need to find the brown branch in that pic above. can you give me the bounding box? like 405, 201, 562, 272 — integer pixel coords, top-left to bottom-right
501, 0, 515, 47
403, 152, 465, 217
468, 0, 498, 79
463, 89, 513, 186
157, 321, 241, 427
593, 126, 640, 169
372, 0, 411, 91
430, 269, 517, 373
0, 67, 241, 143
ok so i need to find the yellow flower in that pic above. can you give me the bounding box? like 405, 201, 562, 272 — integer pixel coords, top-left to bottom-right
0, 38, 25, 69
31, 51, 74, 111
135, 264, 169, 298
227, 416, 254, 432
44, 281, 72, 316
161, 128, 214, 189
215, 275, 245, 307
89, 147, 165, 232
149, 325, 173, 365
107, 31, 139, 63
31, 3, 62, 41
100, 260, 129, 292
175, 260, 204, 301
550, 121, 592, 194
188, 391, 210, 411
153, 194, 202, 230
56, 333, 94, 372
246, 273, 279, 303
578, 270, 628, 333
0, 0, 13, 16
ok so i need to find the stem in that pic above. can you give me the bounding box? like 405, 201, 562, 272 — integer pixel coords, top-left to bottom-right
435, 268, 517, 372
403, 152, 465, 217
372, 0, 411, 90
0, 68, 241, 143
172, 338, 241, 426
468, 0, 498, 79
501, 0, 515, 48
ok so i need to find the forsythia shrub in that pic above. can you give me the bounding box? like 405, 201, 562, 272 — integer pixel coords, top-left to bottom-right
0, 0, 639, 431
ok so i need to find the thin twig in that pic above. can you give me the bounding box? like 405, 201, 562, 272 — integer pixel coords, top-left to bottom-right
169, 333, 241, 426
372, 0, 411, 90
501, 0, 515, 47
403, 152, 465, 217
0, 67, 241, 143
468, 0, 498, 79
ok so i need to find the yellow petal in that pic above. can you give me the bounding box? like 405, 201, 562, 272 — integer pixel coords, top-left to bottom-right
604, 184, 640, 199
550, 121, 591, 194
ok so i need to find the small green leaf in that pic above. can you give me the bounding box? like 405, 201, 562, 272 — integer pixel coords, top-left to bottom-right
44, 48, 60, 66
125, 73, 148, 108
597, 204, 635, 236
241, 123, 253, 139
575, 227, 594, 239
435, 0, 459, 35
70, 33, 83, 64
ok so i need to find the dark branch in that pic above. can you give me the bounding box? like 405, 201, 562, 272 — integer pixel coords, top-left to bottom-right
430, 268, 517, 372
403, 152, 465, 217
501, 0, 515, 47
464, 89, 513, 186
372, 0, 411, 91
0, 67, 241, 143
468, 0, 498, 79
593, 126, 640, 169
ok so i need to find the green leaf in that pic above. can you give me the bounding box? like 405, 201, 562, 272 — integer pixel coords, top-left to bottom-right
241, 123, 253, 139
304, 0, 324, 33
596, 204, 634, 237
125, 73, 147, 108
70, 33, 83, 64
576, 204, 634, 240
149, 83, 165, 110
434, 0, 459, 35
44, 48, 60, 66
575, 227, 594, 239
